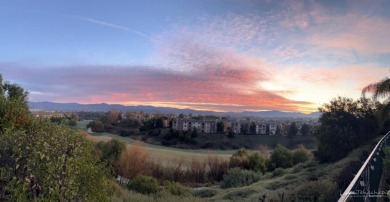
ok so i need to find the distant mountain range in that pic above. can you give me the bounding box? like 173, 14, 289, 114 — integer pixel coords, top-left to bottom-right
28, 101, 320, 118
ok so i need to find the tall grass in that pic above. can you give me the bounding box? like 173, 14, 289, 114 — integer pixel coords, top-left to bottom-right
115, 143, 149, 179
188, 158, 207, 183
207, 155, 229, 182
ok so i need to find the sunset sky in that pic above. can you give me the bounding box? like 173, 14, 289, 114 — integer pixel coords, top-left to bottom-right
1, 0, 389, 113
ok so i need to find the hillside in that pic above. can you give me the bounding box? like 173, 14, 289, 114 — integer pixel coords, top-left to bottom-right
29, 101, 321, 118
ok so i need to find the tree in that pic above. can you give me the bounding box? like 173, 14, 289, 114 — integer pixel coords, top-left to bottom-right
0, 120, 110, 201
248, 153, 266, 174
363, 77, 390, 131
300, 124, 310, 136
142, 118, 163, 130
95, 139, 126, 165
104, 110, 121, 125
288, 122, 298, 138
119, 118, 140, 128
217, 121, 224, 133
0, 75, 110, 200
249, 122, 256, 135
275, 125, 282, 136
0, 75, 31, 132
362, 77, 390, 101
292, 145, 310, 165
267, 144, 293, 171
229, 148, 250, 169
228, 129, 235, 138
313, 97, 379, 162
191, 127, 198, 138
70, 113, 80, 121
87, 120, 105, 132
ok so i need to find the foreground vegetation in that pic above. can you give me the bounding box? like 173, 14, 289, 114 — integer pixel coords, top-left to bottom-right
0, 75, 110, 200
108, 143, 373, 201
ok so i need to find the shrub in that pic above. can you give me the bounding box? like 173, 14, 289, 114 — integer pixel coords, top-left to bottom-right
189, 158, 206, 183
291, 180, 337, 201
272, 168, 286, 177
222, 189, 257, 201
116, 143, 148, 179
267, 144, 293, 171
249, 153, 266, 174
221, 168, 261, 188
127, 175, 160, 195
208, 156, 229, 182
87, 120, 105, 132
119, 129, 129, 137
164, 181, 191, 196
173, 159, 184, 182
193, 189, 218, 198
292, 145, 310, 165
161, 139, 177, 146
201, 140, 214, 148
145, 160, 164, 182
191, 128, 198, 138
95, 139, 126, 165
230, 148, 250, 169
0, 75, 110, 200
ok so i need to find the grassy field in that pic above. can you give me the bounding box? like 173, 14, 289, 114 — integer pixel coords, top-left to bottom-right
78, 120, 233, 166
78, 120, 315, 167
89, 133, 233, 166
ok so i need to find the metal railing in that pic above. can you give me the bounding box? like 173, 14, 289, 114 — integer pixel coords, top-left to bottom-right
338, 131, 390, 202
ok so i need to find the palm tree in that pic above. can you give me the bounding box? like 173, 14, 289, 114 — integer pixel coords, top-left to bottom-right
362, 77, 390, 101
362, 77, 390, 129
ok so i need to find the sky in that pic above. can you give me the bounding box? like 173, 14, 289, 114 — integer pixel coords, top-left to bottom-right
0, 0, 389, 113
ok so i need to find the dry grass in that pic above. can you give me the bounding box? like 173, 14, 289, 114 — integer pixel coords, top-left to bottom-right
115, 143, 149, 179
188, 158, 207, 183
207, 155, 229, 182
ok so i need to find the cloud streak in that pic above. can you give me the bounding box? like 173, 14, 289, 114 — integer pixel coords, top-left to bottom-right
61, 14, 154, 42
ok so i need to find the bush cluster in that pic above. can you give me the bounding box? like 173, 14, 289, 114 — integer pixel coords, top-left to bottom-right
221, 168, 261, 188
127, 175, 160, 195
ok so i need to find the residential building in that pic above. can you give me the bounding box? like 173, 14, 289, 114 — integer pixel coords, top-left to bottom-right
256, 123, 267, 135
172, 118, 217, 134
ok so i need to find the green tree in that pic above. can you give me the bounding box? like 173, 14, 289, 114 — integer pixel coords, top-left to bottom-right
288, 122, 298, 138
127, 175, 160, 195
300, 124, 310, 136
0, 75, 31, 132
314, 97, 379, 162
217, 121, 224, 133
191, 127, 198, 138
228, 129, 235, 138
0, 75, 110, 200
292, 145, 310, 165
229, 148, 250, 169
363, 77, 390, 130
249, 153, 266, 174
119, 118, 141, 128
267, 144, 293, 171
249, 122, 256, 135
275, 125, 282, 136
87, 120, 105, 132
96, 139, 126, 165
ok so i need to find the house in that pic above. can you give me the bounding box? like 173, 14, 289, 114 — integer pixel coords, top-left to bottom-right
269, 122, 277, 135
172, 118, 217, 134
256, 123, 267, 135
